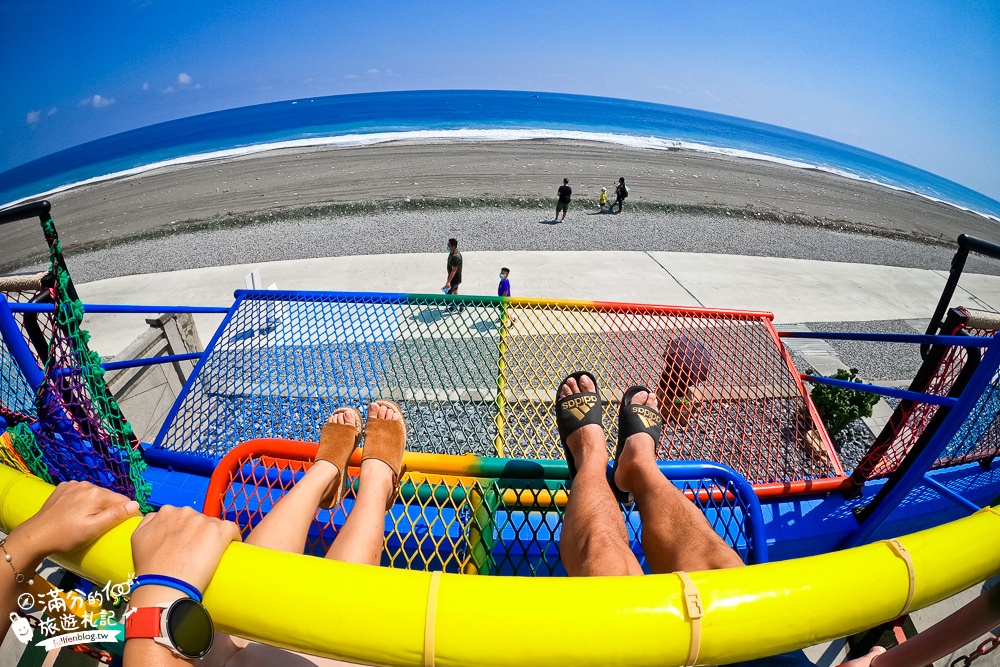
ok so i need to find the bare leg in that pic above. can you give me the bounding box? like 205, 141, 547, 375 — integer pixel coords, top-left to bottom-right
244, 411, 354, 553
559, 375, 644, 577
325, 401, 399, 566
614, 390, 744, 573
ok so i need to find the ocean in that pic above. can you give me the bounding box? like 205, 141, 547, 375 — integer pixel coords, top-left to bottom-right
1, 89, 998, 221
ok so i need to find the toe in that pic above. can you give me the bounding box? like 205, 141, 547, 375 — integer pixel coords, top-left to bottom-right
629, 390, 649, 406
559, 376, 579, 398
643, 391, 659, 411
576, 373, 596, 393
376, 401, 401, 421
367, 403, 380, 420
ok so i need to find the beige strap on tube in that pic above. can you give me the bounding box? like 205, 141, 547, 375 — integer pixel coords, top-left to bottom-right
423, 570, 442, 667
887, 539, 916, 616
676, 571, 704, 667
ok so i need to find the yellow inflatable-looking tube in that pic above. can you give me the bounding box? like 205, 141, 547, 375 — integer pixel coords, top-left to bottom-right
2, 466, 999, 667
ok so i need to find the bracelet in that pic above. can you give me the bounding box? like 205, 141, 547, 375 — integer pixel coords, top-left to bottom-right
0, 537, 34, 585
131, 574, 203, 602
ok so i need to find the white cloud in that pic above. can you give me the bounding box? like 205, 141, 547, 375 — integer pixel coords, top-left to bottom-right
142, 82, 150, 91
344, 73, 358, 79
178, 72, 192, 85
26, 110, 40, 125
366, 68, 380, 76
47, 107, 57, 116
162, 85, 175, 94
80, 94, 115, 108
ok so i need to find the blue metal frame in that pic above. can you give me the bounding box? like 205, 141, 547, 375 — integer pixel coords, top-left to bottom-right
844, 336, 1000, 547
10, 303, 230, 314
654, 460, 768, 564
101, 352, 202, 372
0, 295, 44, 390
150, 294, 248, 450
920, 474, 982, 514
779, 331, 993, 346
232, 288, 412, 303
800, 373, 958, 407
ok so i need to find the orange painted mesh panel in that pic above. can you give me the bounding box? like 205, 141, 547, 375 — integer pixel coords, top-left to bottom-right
213, 447, 477, 573
205, 440, 766, 575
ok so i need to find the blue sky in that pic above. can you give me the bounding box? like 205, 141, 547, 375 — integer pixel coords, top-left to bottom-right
2, 0, 998, 199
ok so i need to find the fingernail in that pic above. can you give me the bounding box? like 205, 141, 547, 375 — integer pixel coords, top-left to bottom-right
125, 501, 140, 514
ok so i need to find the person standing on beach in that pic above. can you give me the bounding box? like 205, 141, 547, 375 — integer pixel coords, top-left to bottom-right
614, 177, 628, 213
555, 178, 572, 221
444, 238, 464, 310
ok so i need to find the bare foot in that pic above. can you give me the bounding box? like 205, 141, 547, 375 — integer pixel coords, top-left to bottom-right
558, 374, 607, 473
613, 389, 660, 494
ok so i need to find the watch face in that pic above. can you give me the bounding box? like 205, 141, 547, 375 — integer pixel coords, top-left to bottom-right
166, 598, 214, 659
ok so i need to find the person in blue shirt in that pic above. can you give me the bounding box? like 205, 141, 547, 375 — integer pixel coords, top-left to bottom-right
498, 267, 511, 297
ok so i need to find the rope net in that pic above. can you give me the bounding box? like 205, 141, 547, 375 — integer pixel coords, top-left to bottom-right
159, 291, 840, 485
0, 218, 151, 509
207, 440, 764, 575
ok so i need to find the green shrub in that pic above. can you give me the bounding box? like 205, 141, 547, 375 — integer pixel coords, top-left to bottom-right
807, 367, 880, 437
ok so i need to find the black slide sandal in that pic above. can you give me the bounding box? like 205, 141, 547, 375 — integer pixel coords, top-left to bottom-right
610, 385, 664, 503
554, 371, 604, 480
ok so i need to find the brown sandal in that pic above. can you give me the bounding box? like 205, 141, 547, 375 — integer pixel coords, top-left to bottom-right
361, 399, 407, 510
315, 407, 363, 509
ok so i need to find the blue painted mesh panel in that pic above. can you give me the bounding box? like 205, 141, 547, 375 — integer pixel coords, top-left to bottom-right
936, 362, 1000, 467
0, 337, 36, 421
159, 294, 503, 459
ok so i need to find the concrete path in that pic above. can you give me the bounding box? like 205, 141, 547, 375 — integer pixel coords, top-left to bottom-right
73, 250, 1000, 356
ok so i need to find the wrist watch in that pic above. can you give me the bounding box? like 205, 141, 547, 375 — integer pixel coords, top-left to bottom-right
125, 597, 214, 659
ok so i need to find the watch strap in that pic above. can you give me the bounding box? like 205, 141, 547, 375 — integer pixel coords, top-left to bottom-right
125, 606, 163, 640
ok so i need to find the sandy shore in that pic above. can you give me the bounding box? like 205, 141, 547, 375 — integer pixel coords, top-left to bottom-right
3, 139, 998, 271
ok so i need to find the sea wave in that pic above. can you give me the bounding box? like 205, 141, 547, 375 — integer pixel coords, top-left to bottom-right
3, 128, 998, 223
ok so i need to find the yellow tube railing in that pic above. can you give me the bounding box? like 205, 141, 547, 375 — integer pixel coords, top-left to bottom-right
2, 465, 999, 666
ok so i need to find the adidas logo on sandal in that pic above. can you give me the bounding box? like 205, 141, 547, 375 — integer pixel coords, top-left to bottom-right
633, 406, 662, 428
563, 395, 597, 420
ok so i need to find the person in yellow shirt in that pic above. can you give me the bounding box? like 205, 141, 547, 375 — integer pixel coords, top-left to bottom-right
599, 186, 608, 212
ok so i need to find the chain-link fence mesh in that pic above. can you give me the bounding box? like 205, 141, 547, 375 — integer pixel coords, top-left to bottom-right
206, 440, 764, 575
160, 291, 838, 485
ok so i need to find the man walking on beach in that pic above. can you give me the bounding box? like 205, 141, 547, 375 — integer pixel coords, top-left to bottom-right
555, 178, 572, 221
444, 238, 464, 310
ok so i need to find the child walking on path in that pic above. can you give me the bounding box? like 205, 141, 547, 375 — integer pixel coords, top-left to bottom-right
498, 267, 511, 297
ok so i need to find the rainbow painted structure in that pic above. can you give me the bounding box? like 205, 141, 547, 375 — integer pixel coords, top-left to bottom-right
2, 201, 1000, 664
